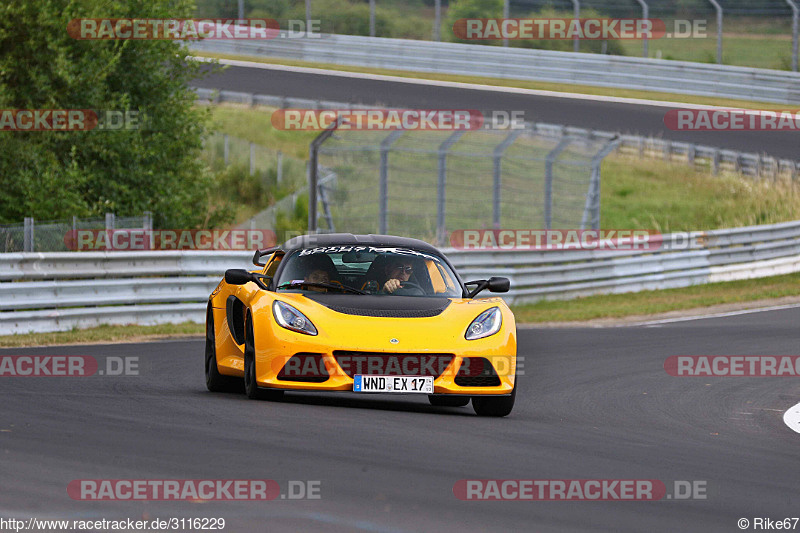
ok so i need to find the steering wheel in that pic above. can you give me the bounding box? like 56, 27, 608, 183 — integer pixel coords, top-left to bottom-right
393, 280, 425, 296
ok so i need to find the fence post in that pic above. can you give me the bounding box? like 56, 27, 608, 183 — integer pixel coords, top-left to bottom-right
544, 138, 572, 230
277, 151, 283, 185
23, 217, 34, 253
434, 0, 441, 41
369, 0, 376, 37
224, 134, 230, 166
492, 129, 523, 229
436, 131, 465, 246
635, 0, 649, 57
571, 0, 580, 53
306, 0, 311, 31
582, 136, 619, 230
708, 0, 723, 64
237, 0, 244, 19
308, 118, 343, 233
378, 130, 405, 234
787, 0, 799, 71
503, 0, 510, 47
105, 213, 115, 230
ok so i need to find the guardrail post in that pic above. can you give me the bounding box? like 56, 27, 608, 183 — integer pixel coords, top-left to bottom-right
105, 213, 115, 230
635, 0, 649, 57
708, 0, 723, 64
23, 217, 34, 252
544, 138, 573, 230
434, 0, 441, 41
713, 149, 721, 175
688, 144, 696, 166
379, 129, 405, 234
788, 0, 799, 71
492, 129, 523, 229
437, 131, 465, 246
571, 0, 580, 53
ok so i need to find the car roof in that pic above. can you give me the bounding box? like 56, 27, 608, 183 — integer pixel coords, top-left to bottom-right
281, 233, 442, 255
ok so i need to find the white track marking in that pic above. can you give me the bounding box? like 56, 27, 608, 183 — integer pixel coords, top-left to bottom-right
783, 402, 800, 434
191, 56, 743, 111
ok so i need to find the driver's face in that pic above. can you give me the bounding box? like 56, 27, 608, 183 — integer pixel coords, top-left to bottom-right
388, 263, 413, 281
305, 269, 330, 284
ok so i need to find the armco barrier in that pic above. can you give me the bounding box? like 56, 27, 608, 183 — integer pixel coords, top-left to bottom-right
0, 220, 799, 334
189, 33, 800, 105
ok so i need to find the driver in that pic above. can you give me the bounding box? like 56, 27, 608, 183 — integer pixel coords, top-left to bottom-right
382, 259, 415, 294
304, 268, 331, 292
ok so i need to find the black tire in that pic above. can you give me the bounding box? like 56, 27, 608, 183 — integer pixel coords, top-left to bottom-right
428, 395, 470, 407
243, 313, 284, 401
205, 306, 242, 393
472, 386, 516, 417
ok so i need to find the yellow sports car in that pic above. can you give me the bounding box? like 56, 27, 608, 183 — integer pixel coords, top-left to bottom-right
205, 234, 517, 416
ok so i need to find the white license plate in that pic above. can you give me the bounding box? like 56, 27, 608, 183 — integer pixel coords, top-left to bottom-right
353, 375, 433, 394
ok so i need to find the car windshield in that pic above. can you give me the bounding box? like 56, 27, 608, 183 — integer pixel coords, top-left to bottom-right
276, 246, 463, 298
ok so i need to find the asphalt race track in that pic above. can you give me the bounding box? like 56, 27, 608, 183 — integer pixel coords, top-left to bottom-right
1, 307, 798, 532
192, 62, 800, 159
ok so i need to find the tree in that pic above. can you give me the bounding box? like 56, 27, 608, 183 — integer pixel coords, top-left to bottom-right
0, 0, 227, 227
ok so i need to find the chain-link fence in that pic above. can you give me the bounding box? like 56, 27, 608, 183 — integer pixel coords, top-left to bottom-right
0, 213, 151, 253
194, 0, 799, 69
311, 124, 619, 245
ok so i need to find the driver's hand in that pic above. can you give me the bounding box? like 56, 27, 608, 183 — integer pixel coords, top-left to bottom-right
383, 279, 402, 293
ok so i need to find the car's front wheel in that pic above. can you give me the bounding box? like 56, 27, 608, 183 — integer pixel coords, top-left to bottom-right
205, 306, 242, 393
472, 386, 516, 417
243, 313, 284, 401
428, 395, 470, 407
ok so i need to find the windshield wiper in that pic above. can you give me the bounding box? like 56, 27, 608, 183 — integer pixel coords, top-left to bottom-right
278, 281, 366, 295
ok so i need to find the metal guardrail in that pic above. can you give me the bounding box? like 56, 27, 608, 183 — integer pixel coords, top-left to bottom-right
195, 88, 800, 180
189, 33, 800, 105
1, 220, 799, 334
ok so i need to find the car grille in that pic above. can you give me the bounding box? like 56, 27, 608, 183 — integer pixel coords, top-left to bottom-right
277, 353, 329, 382
454, 357, 501, 387
332, 351, 454, 378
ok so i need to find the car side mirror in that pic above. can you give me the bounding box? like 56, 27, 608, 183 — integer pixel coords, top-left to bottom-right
225, 269, 270, 290
465, 276, 510, 298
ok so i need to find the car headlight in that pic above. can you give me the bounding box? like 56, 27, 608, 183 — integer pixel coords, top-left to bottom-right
465, 307, 502, 340
273, 301, 318, 336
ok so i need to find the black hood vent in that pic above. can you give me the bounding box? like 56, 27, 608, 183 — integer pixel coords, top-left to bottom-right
303, 294, 451, 318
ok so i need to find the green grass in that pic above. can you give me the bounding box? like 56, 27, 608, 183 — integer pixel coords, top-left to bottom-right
620, 33, 793, 70
511, 272, 800, 323
0, 323, 204, 348
195, 52, 795, 110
